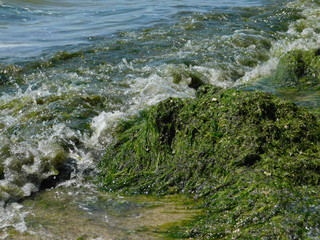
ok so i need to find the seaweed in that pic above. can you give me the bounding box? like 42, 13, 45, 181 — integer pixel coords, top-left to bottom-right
98, 85, 320, 239
265, 49, 320, 110
0, 51, 84, 85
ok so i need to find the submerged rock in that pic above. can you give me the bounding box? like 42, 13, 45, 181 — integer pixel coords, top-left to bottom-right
99, 85, 320, 239
273, 48, 320, 88
265, 48, 320, 109
39, 158, 77, 190
169, 65, 209, 90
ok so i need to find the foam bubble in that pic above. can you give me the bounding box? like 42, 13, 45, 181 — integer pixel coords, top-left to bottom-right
90, 111, 126, 147
0, 202, 27, 232
130, 73, 195, 106
236, 57, 278, 85
193, 66, 234, 88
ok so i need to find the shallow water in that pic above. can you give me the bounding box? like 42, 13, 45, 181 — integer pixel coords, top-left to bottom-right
0, 0, 320, 237
1, 185, 201, 239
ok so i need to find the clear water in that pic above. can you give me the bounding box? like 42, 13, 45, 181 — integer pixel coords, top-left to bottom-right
0, 0, 320, 238
6, 185, 201, 239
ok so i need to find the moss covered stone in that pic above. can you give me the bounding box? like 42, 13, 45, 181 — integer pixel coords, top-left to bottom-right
98, 85, 320, 239
241, 49, 320, 112
273, 49, 320, 88
266, 49, 320, 109
99, 86, 320, 192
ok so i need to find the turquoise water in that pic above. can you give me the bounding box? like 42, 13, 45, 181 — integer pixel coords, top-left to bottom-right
0, 0, 320, 237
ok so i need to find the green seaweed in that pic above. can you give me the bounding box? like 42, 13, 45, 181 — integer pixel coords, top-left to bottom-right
0, 65, 23, 84
0, 51, 84, 85
265, 49, 320, 109
25, 51, 84, 70
273, 49, 320, 88
98, 85, 320, 239
240, 49, 320, 110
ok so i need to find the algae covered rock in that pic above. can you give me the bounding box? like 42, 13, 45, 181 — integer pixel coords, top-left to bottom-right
99, 85, 320, 239
273, 48, 320, 88
99, 86, 320, 193
267, 49, 320, 109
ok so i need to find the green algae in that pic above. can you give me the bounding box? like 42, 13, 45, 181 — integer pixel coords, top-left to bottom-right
99, 86, 320, 191
260, 49, 320, 109
0, 92, 106, 132
98, 85, 320, 239
26, 51, 84, 70
273, 49, 320, 88
0, 51, 84, 85
241, 48, 320, 110
0, 65, 23, 84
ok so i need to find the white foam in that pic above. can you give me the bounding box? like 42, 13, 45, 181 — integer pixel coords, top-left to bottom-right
236, 0, 320, 85
0, 42, 34, 49
130, 73, 195, 105
0, 202, 28, 232
236, 57, 278, 85
193, 66, 234, 88
90, 110, 126, 147
21, 183, 37, 197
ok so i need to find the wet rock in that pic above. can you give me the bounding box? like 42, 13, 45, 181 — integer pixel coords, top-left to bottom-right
0, 164, 4, 180
170, 65, 208, 90
39, 158, 77, 190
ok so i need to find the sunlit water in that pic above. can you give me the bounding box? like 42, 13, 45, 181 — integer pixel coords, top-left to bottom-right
0, 0, 320, 238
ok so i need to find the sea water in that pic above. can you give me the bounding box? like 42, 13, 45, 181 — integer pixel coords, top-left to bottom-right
0, 0, 319, 238
0, 0, 264, 61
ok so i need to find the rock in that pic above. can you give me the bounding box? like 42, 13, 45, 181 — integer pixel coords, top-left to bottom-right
273, 49, 320, 87
39, 158, 77, 190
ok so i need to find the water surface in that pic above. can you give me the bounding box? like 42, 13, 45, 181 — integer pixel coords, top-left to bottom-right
1, 0, 264, 61
0, 0, 319, 238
